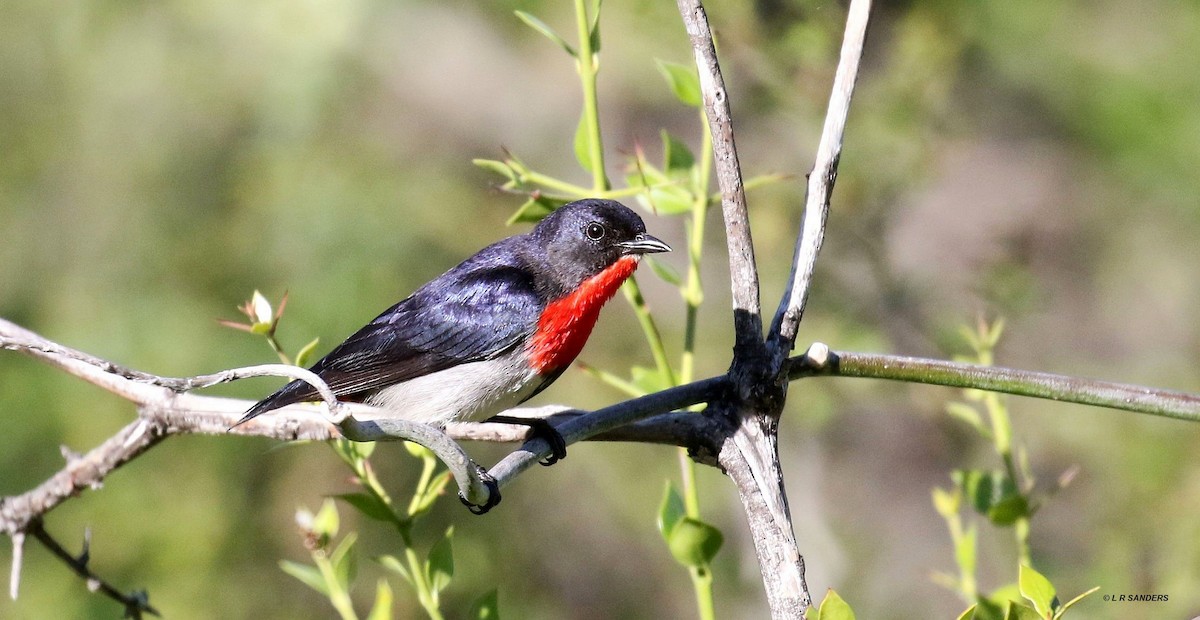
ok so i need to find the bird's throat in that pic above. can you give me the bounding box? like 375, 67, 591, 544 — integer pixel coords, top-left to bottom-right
527, 255, 640, 374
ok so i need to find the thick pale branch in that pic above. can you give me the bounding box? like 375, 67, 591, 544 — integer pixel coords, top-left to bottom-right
770, 0, 872, 361
676, 0, 763, 351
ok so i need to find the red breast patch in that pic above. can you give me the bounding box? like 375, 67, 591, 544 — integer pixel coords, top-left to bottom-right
527, 255, 639, 374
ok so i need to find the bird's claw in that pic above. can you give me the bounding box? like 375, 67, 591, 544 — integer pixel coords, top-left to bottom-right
536, 424, 567, 467
458, 464, 501, 515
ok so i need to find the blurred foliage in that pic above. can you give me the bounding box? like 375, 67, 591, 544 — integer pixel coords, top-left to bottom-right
2, 0, 1199, 618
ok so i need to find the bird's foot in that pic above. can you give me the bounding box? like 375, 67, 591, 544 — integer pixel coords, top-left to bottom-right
486, 415, 567, 466
458, 463, 501, 515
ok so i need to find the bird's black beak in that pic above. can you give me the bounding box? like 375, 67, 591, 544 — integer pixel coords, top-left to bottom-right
618, 233, 671, 255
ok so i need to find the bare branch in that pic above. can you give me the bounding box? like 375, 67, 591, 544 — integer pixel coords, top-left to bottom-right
488, 376, 728, 487
27, 523, 159, 618
769, 0, 873, 361
793, 345, 1200, 422
676, 0, 763, 352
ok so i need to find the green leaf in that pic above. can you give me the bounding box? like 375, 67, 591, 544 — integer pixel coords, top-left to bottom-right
250, 290, 274, 325
331, 532, 358, 590
403, 441, 432, 459
955, 469, 1020, 519
631, 365, 670, 394
945, 402, 989, 435
574, 108, 596, 174
579, 363, 645, 397
1003, 602, 1044, 620
1018, 565, 1056, 618
514, 11, 576, 57
313, 498, 340, 540
666, 516, 724, 568
280, 560, 330, 596
660, 130, 695, 174
815, 588, 856, 620
294, 337, 321, 369
587, 0, 602, 54
972, 596, 1008, 620
956, 604, 978, 620
366, 578, 393, 620
932, 486, 960, 518
472, 158, 519, 183
955, 524, 977, 577
987, 494, 1030, 526
656, 482, 686, 540
377, 554, 412, 586
411, 471, 453, 517
656, 59, 702, 108
644, 255, 682, 286
507, 195, 565, 225
335, 493, 396, 524
469, 588, 500, 620
428, 526, 455, 595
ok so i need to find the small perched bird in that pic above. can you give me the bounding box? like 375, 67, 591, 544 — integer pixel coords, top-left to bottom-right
236, 199, 669, 468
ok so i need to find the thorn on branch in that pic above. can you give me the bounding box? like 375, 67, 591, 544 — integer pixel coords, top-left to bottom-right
26, 521, 160, 618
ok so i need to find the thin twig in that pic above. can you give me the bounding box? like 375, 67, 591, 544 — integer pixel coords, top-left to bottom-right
793, 345, 1200, 422
675, 0, 763, 352
27, 521, 159, 618
769, 0, 872, 364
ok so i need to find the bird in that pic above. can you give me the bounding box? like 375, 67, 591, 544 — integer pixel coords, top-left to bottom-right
234, 198, 669, 505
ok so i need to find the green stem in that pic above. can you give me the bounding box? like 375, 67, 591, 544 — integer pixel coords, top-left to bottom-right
1015, 517, 1032, 568
316, 555, 359, 620
405, 547, 444, 620
622, 278, 676, 384
518, 170, 647, 201
265, 333, 291, 365
573, 0, 608, 191
689, 567, 716, 620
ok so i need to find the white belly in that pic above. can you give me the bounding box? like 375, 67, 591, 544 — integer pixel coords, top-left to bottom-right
364, 350, 541, 427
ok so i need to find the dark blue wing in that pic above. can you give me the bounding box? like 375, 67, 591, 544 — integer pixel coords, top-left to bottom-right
238, 243, 541, 422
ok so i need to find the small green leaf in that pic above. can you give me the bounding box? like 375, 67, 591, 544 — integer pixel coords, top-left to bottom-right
631, 365, 670, 394
313, 498, 340, 540
656, 482, 686, 540
469, 588, 500, 620
945, 402, 988, 435
250, 290, 274, 325
507, 195, 565, 225
574, 109, 596, 174
1018, 565, 1056, 618
815, 588, 856, 620
331, 532, 358, 590
932, 486, 960, 518
411, 471, 453, 517
294, 337, 321, 369
661, 130, 695, 174
955, 524, 977, 577
403, 441, 432, 459
579, 363, 644, 397
428, 527, 455, 594
335, 493, 396, 524
973, 596, 1008, 620
1004, 602, 1044, 620
644, 255, 682, 286
377, 554, 412, 586
514, 11, 576, 57
473, 158, 519, 183
666, 516, 724, 568
587, 0, 602, 54
987, 494, 1030, 526
955, 604, 977, 620
280, 560, 330, 596
366, 578, 393, 620
656, 59, 702, 108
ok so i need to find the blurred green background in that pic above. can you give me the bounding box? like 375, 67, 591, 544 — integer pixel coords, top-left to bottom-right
2, 0, 1199, 617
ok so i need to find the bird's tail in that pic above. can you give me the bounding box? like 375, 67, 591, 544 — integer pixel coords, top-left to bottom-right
230, 380, 317, 429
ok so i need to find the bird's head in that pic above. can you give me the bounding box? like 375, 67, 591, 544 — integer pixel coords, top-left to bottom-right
529, 199, 671, 292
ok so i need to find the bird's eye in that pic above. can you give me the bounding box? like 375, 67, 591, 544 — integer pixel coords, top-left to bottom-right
585, 222, 606, 241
